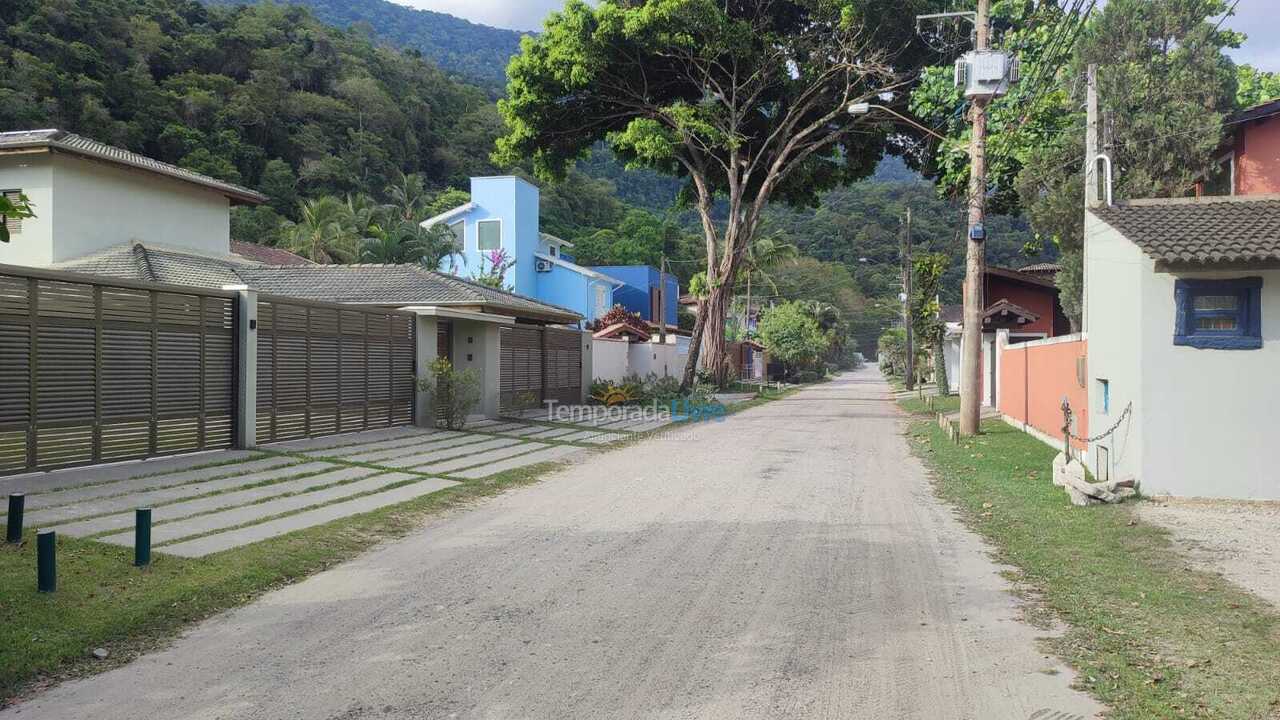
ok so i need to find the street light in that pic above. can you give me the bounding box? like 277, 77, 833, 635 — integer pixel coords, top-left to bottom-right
848, 102, 949, 143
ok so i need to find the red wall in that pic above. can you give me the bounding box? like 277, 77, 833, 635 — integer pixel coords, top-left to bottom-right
998, 338, 1088, 451
1236, 117, 1280, 195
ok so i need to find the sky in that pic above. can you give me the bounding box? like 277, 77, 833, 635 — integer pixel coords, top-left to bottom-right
393, 0, 1280, 71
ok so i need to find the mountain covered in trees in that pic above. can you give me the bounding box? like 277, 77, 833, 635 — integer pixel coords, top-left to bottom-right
201, 0, 526, 89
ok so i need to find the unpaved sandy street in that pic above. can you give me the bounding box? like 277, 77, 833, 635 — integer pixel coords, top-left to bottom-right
3, 369, 1102, 719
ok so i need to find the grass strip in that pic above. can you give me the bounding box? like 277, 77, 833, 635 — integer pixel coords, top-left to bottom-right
900, 402, 1280, 719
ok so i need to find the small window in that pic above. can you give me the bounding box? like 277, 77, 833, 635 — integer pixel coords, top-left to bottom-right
2, 189, 23, 235
1174, 278, 1263, 349
448, 220, 464, 251
548, 245, 557, 257
1097, 378, 1110, 415
594, 284, 608, 316
477, 219, 501, 251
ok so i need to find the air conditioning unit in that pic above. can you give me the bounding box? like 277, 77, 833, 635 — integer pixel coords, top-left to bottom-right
535, 258, 553, 273
955, 51, 1017, 99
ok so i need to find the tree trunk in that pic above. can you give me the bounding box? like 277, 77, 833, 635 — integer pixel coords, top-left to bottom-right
703, 287, 730, 387
680, 301, 707, 392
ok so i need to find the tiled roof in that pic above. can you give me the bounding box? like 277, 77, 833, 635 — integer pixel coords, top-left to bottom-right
1017, 262, 1061, 275
0, 129, 267, 204
230, 241, 313, 266
52, 242, 580, 322
939, 303, 964, 323
983, 298, 1040, 323
1092, 196, 1280, 266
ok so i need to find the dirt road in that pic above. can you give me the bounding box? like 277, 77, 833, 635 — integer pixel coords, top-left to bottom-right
4, 369, 1102, 719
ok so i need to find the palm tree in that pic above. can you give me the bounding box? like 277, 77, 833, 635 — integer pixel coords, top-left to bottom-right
739, 234, 800, 331
385, 171, 429, 222
284, 197, 356, 264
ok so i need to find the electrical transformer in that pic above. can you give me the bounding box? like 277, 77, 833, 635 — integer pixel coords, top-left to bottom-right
954, 51, 1018, 99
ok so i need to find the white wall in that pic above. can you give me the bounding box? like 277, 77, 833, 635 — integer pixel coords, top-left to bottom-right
591, 338, 630, 382
0, 152, 232, 267
630, 341, 686, 378
1086, 212, 1280, 500
0, 154, 55, 265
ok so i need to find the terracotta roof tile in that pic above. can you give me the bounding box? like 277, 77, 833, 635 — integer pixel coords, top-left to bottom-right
1092, 196, 1280, 266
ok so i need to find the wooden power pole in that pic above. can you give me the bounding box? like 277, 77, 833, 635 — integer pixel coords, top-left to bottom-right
958, 0, 992, 437
901, 207, 914, 390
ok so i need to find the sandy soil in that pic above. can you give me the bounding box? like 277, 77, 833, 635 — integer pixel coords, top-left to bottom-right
2, 369, 1102, 720
1137, 498, 1280, 609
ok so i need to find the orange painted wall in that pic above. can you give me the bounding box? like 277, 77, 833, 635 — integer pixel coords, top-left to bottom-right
1236, 117, 1280, 195
998, 338, 1088, 451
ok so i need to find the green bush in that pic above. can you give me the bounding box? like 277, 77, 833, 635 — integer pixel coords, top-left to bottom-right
418, 358, 482, 429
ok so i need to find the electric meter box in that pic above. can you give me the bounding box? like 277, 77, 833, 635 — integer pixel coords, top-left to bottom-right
954, 51, 1018, 99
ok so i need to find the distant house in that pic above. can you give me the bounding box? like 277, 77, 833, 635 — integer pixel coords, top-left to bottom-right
942, 263, 1071, 401
0, 129, 267, 266
1197, 98, 1280, 197
1084, 195, 1280, 500
588, 265, 680, 333
422, 176, 625, 327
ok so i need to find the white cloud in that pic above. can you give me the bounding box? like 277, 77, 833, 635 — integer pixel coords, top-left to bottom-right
392, 0, 587, 32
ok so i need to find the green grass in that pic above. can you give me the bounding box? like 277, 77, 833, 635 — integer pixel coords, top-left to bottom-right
897, 393, 960, 416
901, 410, 1280, 719
0, 387, 803, 703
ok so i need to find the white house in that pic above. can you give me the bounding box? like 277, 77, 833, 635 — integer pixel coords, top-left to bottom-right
0, 129, 267, 266
1085, 195, 1280, 500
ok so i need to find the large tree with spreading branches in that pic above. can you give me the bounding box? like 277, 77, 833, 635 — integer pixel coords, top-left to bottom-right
495, 0, 940, 389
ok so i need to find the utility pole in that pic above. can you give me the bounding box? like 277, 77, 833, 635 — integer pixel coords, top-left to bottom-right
658, 255, 668, 345
901, 207, 914, 390
957, 0, 992, 437
1083, 64, 1099, 334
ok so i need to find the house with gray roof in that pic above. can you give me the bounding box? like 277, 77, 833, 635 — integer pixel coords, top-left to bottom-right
1084, 194, 1280, 500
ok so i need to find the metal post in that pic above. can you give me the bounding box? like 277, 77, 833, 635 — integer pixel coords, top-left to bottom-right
6, 493, 24, 543
37, 530, 56, 593
1061, 398, 1073, 461
959, 0, 992, 437
135, 508, 152, 567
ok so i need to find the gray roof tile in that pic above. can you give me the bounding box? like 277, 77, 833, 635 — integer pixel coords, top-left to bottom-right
1092, 196, 1280, 266
0, 129, 267, 204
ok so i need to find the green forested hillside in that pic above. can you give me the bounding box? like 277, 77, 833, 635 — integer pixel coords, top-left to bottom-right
202, 0, 525, 89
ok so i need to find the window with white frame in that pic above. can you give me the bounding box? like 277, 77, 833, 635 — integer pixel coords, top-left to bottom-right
448, 220, 464, 251
477, 219, 501, 251
594, 284, 608, 316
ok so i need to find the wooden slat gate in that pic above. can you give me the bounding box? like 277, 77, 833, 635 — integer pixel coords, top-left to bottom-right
255, 297, 415, 443
499, 325, 581, 413
0, 267, 236, 476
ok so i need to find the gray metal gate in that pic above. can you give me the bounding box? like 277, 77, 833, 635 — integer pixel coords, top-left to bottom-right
0, 267, 237, 476
255, 297, 415, 443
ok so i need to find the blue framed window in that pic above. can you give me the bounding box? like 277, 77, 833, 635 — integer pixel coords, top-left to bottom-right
1173, 277, 1263, 350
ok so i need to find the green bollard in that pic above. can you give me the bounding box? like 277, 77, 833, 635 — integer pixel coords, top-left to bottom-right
6, 493, 24, 543
135, 508, 152, 568
37, 530, 56, 593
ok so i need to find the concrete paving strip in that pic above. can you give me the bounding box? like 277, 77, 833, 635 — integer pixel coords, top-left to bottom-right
522, 426, 580, 440
97, 471, 430, 549
154, 477, 457, 557
554, 430, 625, 445
450, 445, 585, 479
378, 437, 528, 470
487, 424, 549, 437
316, 431, 465, 458
416, 442, 552, 475
45, 466, 381, 538
24, 462, 339, 524
471, 422, 529, 434
336, 433, 488, 463
259, 427, 432, 453
22, 457, 303, 511
0, 450, 262, 496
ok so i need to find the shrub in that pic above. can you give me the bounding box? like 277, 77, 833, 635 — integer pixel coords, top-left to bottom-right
418, 358, 481, 429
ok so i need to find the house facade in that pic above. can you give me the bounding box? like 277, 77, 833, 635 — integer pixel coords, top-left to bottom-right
943, 263, 1070, 402
1085, 196, 1280, 500
0, 129, 266, 266
1199, 99, 1280, 197
588, 265, 680, 331
423, 176, 623, 327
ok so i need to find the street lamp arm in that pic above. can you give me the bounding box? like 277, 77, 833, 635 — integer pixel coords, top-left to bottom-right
848, 103, 949, 143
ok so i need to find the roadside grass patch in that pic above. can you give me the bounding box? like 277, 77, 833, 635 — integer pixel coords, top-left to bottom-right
897, 393, 959, 416
902, 412, 1280, 719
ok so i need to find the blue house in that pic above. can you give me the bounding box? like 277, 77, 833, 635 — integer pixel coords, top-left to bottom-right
588, 265, 680, 330
422, 176, 623, 327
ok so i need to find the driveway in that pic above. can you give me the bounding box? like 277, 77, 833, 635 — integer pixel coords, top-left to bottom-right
3, 368, 1102, 720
